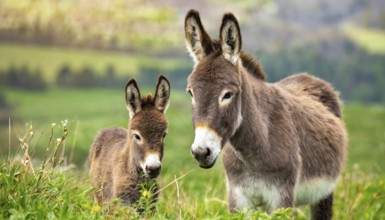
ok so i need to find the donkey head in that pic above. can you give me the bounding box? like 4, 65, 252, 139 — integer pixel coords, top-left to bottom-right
125, 75, 170, 178
185, 10, 244, 169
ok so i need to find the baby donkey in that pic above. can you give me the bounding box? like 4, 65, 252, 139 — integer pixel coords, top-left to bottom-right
89, 76, 170, 209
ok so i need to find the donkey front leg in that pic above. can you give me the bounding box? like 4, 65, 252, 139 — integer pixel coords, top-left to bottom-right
265, 183, 295, 215
228, 185, 251, 213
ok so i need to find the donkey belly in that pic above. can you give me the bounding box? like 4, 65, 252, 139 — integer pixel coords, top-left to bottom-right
229, 176, 281, 212
294, 178, 336, 206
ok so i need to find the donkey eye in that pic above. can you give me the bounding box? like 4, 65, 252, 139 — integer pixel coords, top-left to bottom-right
163, 132, 167, 138
222, 92, 233, 101
187, 89, 193, 97
133, 134, 141, 141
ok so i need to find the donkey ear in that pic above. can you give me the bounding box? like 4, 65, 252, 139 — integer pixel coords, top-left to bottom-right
125, 79, 142, 119
154, 75, 171, 113
220, 13, 242, 65
184, 9, 214, 64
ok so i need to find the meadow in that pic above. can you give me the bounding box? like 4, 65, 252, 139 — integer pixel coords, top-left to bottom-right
1, 87, 385, 219
0, 42, 188, 83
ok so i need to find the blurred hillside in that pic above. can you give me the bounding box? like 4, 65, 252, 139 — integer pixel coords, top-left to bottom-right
0, 0, 385, 103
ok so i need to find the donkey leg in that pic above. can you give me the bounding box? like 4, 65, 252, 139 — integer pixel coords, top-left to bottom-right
310, 193, 333, 220
228, 186, 250, 213
273, 188, 294, 212
267, 184, 295, 215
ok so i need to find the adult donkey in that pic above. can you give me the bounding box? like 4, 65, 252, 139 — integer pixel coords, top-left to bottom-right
184, 10, 347, 219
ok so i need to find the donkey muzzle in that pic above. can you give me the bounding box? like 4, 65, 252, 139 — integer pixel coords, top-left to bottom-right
143, 154, 162, 178
191, 127, 222, 169
191, 147, 216, 169
145, 163, 161, 178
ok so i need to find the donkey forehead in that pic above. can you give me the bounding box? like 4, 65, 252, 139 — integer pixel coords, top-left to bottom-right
130, 109, 168, 134
188, 54, 240, 85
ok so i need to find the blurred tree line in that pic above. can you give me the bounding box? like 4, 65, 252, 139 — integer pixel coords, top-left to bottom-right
0, 64, 191, 91
1, 37, 385, 105
0, 36, 385, 106
258, 38, 385, 103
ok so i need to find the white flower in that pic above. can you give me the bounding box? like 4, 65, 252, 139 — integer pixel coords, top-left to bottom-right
61, 120, 68, 128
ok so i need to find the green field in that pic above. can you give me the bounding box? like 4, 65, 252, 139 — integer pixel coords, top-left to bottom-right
1, 88, 385, 219
0, 42, 188, 83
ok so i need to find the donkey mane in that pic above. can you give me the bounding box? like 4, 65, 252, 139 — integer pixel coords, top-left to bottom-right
239, 52, 266, 80
140, 94, 156, 108
205, 40, 266, 81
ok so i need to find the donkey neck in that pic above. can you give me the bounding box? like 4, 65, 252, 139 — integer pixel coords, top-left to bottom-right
119, 138, 143, 179
229, 72, 282, 169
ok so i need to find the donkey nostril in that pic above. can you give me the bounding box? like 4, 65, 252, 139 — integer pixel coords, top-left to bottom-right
205, 148, 211, 157
146, 164, 161, 173
192, 147, 210, 160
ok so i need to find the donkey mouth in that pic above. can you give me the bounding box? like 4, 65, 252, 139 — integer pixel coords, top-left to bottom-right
197, 158, 217, 169
146, 170, 161, 179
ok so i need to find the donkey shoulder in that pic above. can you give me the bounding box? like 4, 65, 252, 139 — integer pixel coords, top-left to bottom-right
275, 73, 342, 118
90, 127, 127, 159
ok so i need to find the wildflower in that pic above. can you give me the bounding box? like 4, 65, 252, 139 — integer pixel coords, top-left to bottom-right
142, 189, 148, 198
62, 120, 68, 127
92, 205, 101, 212
56, 138, 62, 143
51, 123, 56, 128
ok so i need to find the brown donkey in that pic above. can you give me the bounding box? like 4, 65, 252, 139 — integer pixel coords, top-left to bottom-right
184, 10, 347, 219
89, 76, 170, 208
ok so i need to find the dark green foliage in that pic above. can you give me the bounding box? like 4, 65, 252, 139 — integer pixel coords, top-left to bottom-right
0, 89, 7, 109
138, 66, 192, 90
1, 65, 47, 91
258, 38, 385, 103
55, 64, 127, 89
56, 65, 73, 87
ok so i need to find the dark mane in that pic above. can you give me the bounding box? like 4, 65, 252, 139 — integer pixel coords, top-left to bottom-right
239, 52, 266, 81
211, 41, 266, 81
141, 94, 155, 108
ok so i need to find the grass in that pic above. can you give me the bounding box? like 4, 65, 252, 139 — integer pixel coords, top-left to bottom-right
0, 42, 189, 83
342, 24, 385, 54
343, 103, 385, 173
1, 88, 385, 219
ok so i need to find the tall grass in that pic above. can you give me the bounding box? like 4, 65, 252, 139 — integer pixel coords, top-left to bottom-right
1, 122, 296, 219
2, 131, 384, 219
0, 121, 96, 219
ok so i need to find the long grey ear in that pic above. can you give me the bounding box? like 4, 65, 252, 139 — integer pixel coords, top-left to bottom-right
220, 13, 242, 65
154, 75, 171, 113
125, 79, 141, 119
184, 9, 214, 64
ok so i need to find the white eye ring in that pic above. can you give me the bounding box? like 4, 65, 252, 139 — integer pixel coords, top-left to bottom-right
131, 130, 142, 142
187, 89, 193, 98
187, 88, 195, 105
222, 91, 233, 101
133, 134, 141, 141
219, 90, 234, 106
